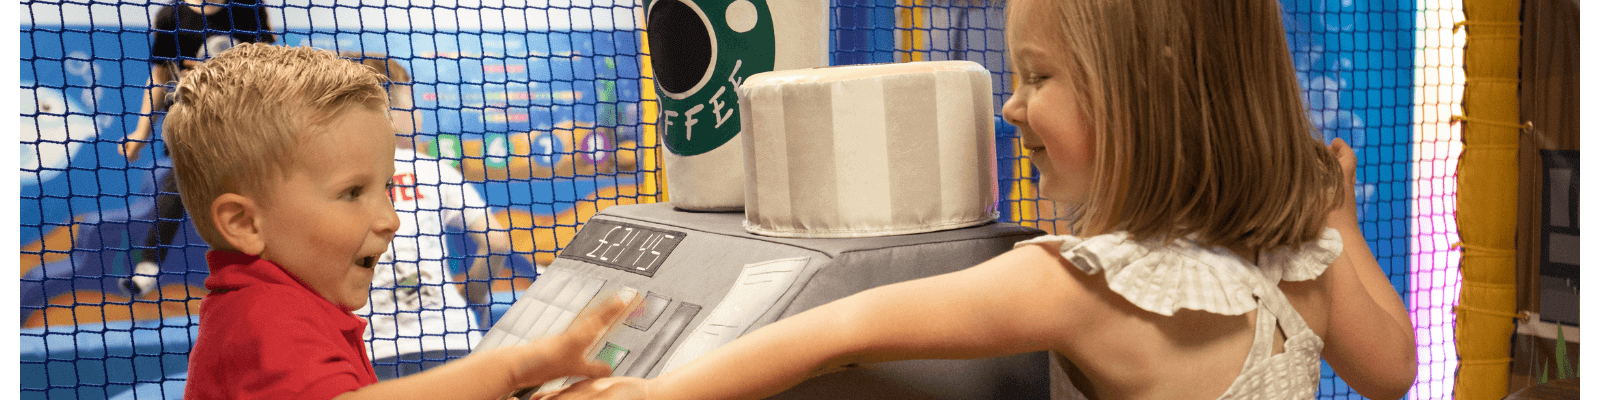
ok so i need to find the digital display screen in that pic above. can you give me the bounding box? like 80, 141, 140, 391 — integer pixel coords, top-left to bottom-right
558, 219, 685, 277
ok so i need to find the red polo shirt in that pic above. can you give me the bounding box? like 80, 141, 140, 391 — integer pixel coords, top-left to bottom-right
185, 251, 378, 400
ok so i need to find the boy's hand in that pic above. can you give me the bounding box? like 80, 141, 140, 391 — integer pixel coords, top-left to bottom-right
506, 292, 637, 389
533, 377, 647, 400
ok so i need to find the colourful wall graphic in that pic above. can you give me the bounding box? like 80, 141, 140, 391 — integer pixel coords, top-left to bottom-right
23, 1, 1451, 398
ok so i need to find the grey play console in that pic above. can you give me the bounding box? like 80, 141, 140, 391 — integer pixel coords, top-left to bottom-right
475, 202, 1048, 399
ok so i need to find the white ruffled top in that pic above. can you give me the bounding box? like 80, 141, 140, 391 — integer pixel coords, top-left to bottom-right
1015, 228, 1345, 399
1014, 228, 1343, 316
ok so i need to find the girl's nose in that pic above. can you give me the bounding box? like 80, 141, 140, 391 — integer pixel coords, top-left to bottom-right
1001, 92, 1026, 127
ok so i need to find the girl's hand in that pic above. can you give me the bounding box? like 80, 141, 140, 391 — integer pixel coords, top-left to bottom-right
533, 377, 647, 400
1327, 138, 1359, 228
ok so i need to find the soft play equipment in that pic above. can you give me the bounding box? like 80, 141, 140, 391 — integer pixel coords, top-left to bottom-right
1454, 0, 1523, 397
475, 61, 1047, 398
739, 61, 999, 238
646, 0, 829, 211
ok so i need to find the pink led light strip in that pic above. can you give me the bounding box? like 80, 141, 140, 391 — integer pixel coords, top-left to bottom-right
1408, 2, 1464, 398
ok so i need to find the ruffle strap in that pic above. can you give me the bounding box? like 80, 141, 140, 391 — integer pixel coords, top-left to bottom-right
1257, 228, 1342, 283
1014, 228, 1344, 317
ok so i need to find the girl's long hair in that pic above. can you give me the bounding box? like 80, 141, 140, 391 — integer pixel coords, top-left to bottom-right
1012, 0, 1343, 256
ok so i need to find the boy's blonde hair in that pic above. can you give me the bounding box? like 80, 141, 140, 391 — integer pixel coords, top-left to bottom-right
163, 43, 391, 250
1009, 0, 1343, 256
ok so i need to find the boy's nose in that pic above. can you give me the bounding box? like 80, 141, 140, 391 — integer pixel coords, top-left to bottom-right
374, 203, 401, 240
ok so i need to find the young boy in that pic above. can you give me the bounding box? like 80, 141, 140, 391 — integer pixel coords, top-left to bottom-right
166, 43, 627, 399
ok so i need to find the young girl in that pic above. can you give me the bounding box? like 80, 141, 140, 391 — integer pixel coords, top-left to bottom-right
543, 0, 1416, 398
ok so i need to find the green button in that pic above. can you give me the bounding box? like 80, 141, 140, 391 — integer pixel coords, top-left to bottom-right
596, 342, 630, 369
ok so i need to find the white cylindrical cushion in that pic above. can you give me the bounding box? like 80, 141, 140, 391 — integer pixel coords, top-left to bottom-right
653, 0, 830, 212
738, 60, 1000, 238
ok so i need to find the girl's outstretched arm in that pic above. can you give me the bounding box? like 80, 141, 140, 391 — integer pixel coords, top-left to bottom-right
599, 243, 1097, 400
1320, 138, 1418, 400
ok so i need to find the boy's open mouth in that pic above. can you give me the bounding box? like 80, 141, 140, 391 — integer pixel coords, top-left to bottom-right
358, 256, 377, 269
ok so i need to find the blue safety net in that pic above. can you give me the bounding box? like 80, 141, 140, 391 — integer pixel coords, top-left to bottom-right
21, 0, 1429, 398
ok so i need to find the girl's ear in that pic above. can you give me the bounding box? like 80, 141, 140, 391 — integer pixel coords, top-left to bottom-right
211, 193, 266, 255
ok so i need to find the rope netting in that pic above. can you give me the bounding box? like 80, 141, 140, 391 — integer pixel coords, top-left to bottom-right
20, 0, 1455, 398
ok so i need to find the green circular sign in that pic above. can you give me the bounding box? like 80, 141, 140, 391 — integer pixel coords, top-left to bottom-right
646, 0, 775, 156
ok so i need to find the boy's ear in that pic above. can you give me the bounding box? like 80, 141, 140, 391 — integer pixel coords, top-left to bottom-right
211, 193, 266, 255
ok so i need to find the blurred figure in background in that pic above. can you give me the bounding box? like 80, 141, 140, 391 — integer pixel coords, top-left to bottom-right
121, 0, 276, 296
346, 53, 514, 380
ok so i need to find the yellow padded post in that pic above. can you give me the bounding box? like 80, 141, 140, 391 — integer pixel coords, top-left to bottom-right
1455, 0, 1521, 397
896, 0, 931, 62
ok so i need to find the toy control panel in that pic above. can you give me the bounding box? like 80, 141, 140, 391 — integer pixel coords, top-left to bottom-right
475, 203, 1049, 398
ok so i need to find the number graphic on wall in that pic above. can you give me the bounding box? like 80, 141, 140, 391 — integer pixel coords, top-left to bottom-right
436, 134, 464, 169
531, 132, 565, 168
485, 133, 509, 169
579, 131, 613, 165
